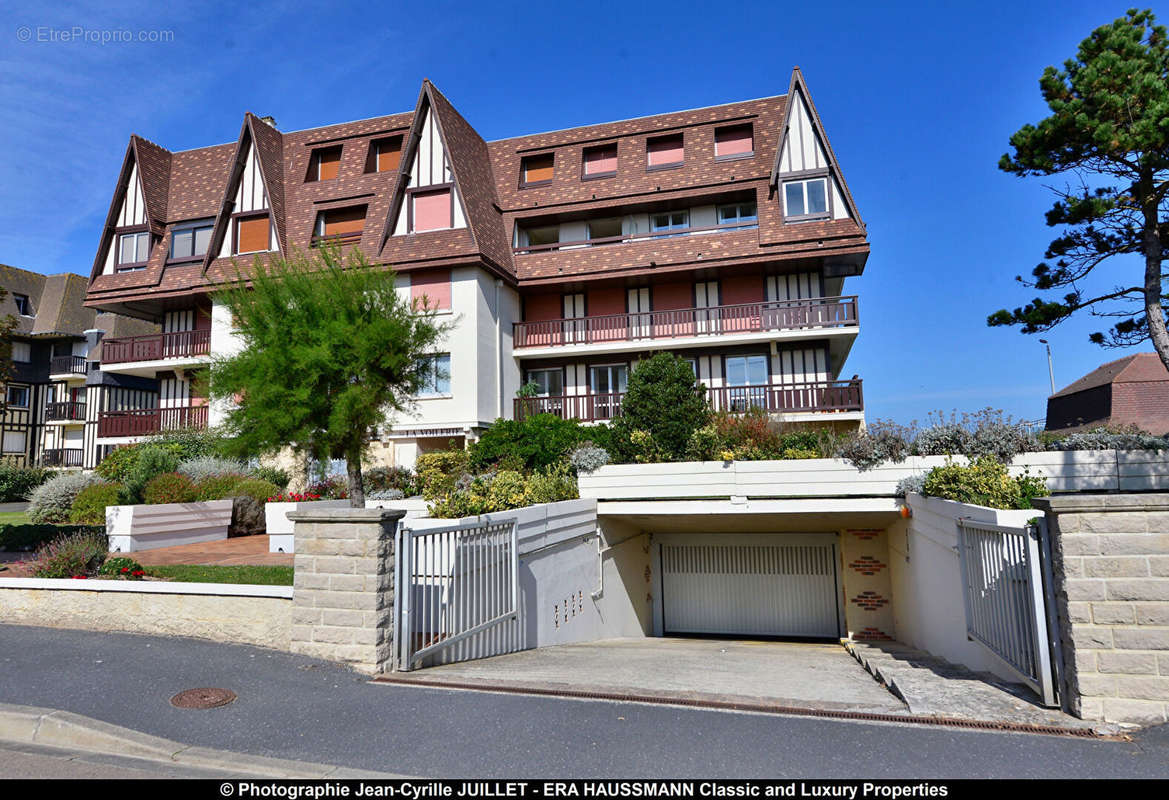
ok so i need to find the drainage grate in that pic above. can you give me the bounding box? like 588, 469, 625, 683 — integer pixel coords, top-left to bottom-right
372, 676, 1111, 739
170, 688, 237, 709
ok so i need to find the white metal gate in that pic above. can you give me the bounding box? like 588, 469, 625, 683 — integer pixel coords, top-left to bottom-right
956, 519, 1059, 706
395, 519, 519, 671
661, 535, 840, 638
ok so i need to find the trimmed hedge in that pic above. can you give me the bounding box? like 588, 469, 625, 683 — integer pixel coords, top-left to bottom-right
0, 524, 107, 552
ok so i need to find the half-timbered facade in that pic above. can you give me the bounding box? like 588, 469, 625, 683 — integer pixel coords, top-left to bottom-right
83, 68, 868, 468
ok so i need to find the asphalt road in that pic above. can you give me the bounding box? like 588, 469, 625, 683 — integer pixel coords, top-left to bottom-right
0, 741, 237, 779
2, 624, 1168, 778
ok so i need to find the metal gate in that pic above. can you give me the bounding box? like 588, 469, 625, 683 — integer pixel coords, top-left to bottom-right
395, 519, 519, 671
956, 519, 1059, 706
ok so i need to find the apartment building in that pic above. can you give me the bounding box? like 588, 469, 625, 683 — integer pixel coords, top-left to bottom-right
83, 68, 868, 468
0, 265, 158, 469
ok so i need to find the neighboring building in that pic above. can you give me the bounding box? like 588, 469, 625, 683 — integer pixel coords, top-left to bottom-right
0, 265, 159, 469
82, 68, 869, 468
1045, 352, 1169, 435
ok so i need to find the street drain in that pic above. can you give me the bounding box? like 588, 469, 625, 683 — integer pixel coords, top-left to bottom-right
170, 688, 237, 709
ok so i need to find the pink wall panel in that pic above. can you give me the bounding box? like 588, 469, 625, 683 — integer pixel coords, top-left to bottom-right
411, 269, 452, 310
652, 281, 692, 310
588, 287, 625, 316
720, 274, 764, 332
523, 293, 562, 322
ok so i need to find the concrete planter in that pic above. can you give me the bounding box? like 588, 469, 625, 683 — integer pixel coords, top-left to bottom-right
106, 500, 234, 553
265, 499, 350, 553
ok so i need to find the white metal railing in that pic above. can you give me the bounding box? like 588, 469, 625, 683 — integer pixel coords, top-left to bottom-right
955, 519, 1058, 706
395, 519, 519, 671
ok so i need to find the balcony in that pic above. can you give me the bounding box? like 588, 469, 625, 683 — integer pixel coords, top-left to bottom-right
514, 379, 864, 423
514, 296, 858, 352
513, 218, 758, 255
45, 401, 86, 422
102, 329, 211, 366
49, 355, 87, 379
97, 405, 208, 438
41, 448, 83, 468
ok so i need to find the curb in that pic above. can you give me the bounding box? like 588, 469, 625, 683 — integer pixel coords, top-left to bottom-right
0, 702, 403, 778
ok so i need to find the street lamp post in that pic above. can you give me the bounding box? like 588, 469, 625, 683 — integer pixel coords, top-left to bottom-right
1039, 339, 1055, 395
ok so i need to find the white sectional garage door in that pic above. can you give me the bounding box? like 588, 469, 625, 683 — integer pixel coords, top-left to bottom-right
661, 534, 840, 638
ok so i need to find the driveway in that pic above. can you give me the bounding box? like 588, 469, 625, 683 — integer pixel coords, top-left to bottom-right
384, 637, 908, 714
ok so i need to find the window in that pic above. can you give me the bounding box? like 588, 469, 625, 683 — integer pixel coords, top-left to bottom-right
169, 220, 213, 261
117, 231, 150, 268
525, 368, 563, 397
582, 143, 618, 179
411, 189, 452, 232
647, 133, 684, 169
783, 178, 829, 219
11, 342, 30, 363
714, 124, 754, 159
2, 431, 26, 454
587, 217, 623, 243
12, 294, 30, 316
717, 202, 758, 228
367, 136, 402, 173
313, 206, 366, 242
519, 225, 559, 250
235, 214, 271, 254
650, 210, 689, 238
418, 354, 451, 397
520, 153, 554, 187
6, 385, 28, 408
307, 146, 343, 181
725, 354, 769, 386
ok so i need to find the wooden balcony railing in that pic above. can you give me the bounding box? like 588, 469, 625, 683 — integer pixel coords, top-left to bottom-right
101, 329, 211, 365
514, 379, 863, 423
311, 231, 363, 248
513, 219, 758, 255
45, 402, 86, 422
49, 355, 87, 377
41, 448, 83, 468
513, 297, 858, 349
97, 405, 208, 438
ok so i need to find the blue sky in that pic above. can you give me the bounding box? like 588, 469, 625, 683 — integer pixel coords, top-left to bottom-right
1, 0, 1163, 424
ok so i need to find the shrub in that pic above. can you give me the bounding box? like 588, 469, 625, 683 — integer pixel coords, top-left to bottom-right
32, 530, 108, 578
781, 447, 820, 460
836, 420, 914, 471
267, 491, 323, 503
0, 524, 106, 551
367, 488, 404, 501
524, 462, 579, 505
894, 473, 928, 498
28, 472, 105, 523
122, 446, 180, 504
228, 478, 280, 505
610, 352, 709, 462
363, 466, 418, 496
471, 415, 588, 472
568, 444, 609, 474
1045, 425, 1169, 452
964, 408, 1040, 463
68, 483, 124, 525
98, 556, 145, 580
177, 456, 247, 483
428, 464, 579, 518
142, 472, 197, 505
416, 450, 471, 500
914, 416, 971, 456
921, 457, 1049, 510
141, 427, 226, 462
250, 465, 291, 491
305, 474, 348, 499
0, 463, 50, 502
95, 445, 143, 484
193, 472, 251, 501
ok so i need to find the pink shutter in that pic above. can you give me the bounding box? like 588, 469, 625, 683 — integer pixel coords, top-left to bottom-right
584, 145, 618, 175
412, 189, 452, 232
647, 135, 684, 167
411, 269, 452, 311
715, 125, 753, 157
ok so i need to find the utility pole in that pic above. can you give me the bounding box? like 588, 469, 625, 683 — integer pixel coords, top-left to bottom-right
1039, 339, 1055, 395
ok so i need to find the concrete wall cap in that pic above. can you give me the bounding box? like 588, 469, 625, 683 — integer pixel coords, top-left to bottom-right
288, 508, 408, 523
1034, 493, 1169, 513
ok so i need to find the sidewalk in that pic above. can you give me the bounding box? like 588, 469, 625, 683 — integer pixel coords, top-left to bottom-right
1, 624, 1168, 778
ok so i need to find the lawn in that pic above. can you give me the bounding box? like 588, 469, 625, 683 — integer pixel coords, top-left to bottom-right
0, 511, 32, 525
144, 564, 294, 586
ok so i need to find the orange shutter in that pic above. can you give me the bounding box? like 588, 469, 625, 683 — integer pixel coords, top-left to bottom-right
237, 215, 270, 253
323, 207, 366, 236
377, 138, 402, 172
523, 154, 554, 184
316, 147, 341, 180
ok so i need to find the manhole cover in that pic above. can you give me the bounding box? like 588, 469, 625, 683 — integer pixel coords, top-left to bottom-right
170, 688, 237, 709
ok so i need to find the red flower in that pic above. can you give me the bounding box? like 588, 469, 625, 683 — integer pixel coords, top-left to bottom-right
132, 570, 145, 577
72, 575, 87, 579
121, 567, 130, 573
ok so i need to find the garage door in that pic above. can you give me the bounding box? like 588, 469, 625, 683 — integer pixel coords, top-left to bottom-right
661, 534, 840, 638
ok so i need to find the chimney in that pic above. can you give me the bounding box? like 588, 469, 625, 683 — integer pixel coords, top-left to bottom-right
259, 115, 278, 129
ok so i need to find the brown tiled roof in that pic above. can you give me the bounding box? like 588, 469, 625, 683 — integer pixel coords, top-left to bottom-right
167, 143, 235, 221
1053, 353, 1169, 397
132, 136, 172, 234
248, 114, 288, 255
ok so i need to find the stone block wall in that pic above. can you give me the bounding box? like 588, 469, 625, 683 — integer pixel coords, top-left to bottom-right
1036, 494, 1169, 725
288, 507, 404, 674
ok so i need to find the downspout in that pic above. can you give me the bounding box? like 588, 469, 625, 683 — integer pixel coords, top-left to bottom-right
495, 278, 503, 419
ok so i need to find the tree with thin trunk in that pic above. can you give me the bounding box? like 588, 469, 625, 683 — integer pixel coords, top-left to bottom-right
209, 246, 449, 507
988, 8, 1169, 371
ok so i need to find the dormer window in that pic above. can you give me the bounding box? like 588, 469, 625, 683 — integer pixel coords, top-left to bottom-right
520, 153, 554, 188
169, 220, 214, 262
313, 206, 366, 245
410, 189, 453, 232
714, 124, 753, 160
12, 294, 31, 316
116, 230, 150, 270
582, 143, 618, 180
307, 146, 343, 182
234, 213, 271, 254
367, 136, 402, 173
783, 178, 829, 220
